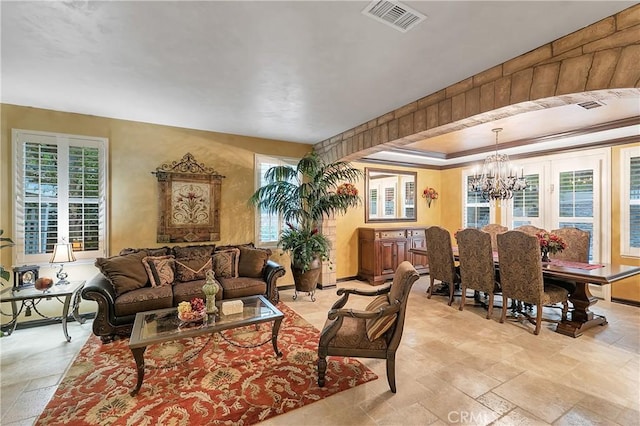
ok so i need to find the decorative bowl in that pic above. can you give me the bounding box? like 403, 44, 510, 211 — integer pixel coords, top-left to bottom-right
34, 277, 54, 292
178, 310, 207, 324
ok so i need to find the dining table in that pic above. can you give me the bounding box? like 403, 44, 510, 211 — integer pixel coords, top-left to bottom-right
409, 247, 640, 337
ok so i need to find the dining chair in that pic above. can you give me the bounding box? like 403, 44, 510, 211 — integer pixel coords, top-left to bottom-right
480, 223, 507, 251
514, 224, 546, 236
497, 231, 569, 335
425, 226, 461, 306
456, 228, 501, 318
550, 227, 590, 262
317, 261, 419, 393
547, 227, 591, 295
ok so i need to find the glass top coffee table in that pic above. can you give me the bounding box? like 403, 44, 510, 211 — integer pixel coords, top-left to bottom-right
128, 294, 284, 396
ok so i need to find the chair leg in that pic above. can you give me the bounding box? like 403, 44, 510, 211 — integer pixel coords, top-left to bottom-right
427, 276, 434, 299
317, 354, 327, 387
534, 305, 542, 335
386, 352, 397, 393
500, 297, 507, 323
486, 293, 494, 319
458, 285, 466, 311
561, 301, 568, 321
448, 282, 455, 306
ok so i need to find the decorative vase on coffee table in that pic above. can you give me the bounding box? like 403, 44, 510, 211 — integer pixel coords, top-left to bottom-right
202, 270, 220, 314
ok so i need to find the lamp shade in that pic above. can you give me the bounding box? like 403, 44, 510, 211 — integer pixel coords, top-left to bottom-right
50, 243, 77, 264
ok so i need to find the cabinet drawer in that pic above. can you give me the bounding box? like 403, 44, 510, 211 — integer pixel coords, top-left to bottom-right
378, 230, 406, 239
409, 229, 425, 238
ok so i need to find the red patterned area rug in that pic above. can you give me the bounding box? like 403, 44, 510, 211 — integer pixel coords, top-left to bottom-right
36, 303, 377, 425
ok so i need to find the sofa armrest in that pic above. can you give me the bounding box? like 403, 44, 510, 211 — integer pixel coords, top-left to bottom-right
263, 259, 286, 304
81, 273, 118, 340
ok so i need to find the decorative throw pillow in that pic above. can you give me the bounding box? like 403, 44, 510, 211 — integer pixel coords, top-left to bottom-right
95, 251, 149, 297
172, 244, 216, 260
238, 246, 270, 278
142, 255, 175, 287
174, 257, 212, 282
212, 248, 240, 278
364, 294, 397, 341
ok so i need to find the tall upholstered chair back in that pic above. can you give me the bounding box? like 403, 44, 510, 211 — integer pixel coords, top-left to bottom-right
514, 225, 546, 237
481, 224, 508, 250
317, 261, 419, 393
550, 227, 590, 262
456, 228, 500, 318
497, 231, 569, 334
425, 226, 459, 306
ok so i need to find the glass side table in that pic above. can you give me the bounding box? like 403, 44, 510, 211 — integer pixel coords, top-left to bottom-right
0, 280, 86, 342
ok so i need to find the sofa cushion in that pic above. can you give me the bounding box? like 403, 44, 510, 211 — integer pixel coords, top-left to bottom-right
95, 251, 149, 297
174, 257, 212, 282
365, 295, 396, 341
212, 248, 240, 278
238, 247, 271, 278
172, 279, 219, 305
119, 247, 171, 257
142, 255, 175, 287
172, 244, 216, 259
114, 285, 174, 317
218, 277, 266, 299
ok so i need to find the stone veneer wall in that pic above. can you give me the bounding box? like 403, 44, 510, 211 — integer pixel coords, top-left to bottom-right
314, 4, 640, 163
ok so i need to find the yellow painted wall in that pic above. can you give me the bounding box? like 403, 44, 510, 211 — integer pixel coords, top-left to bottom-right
1, 104, 312, 322
611, 142, 640, 302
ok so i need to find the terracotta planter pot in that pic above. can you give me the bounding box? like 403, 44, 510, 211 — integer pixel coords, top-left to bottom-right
292, 257, 322, 293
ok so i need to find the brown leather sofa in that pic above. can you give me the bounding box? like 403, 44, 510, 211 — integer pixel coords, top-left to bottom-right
81, 243, 285, 342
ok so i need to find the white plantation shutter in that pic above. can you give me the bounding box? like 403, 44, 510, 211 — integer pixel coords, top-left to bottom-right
404, 180, 415, 218
463, 174, 490, 228
512, 174, 540, 227
621, 147, 640, 257
254, 154, 299, 247
13, 130, 108, 264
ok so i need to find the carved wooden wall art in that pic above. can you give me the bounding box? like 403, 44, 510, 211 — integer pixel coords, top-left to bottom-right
152, 153, 225, 243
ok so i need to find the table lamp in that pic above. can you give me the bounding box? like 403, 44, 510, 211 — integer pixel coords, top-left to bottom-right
50, 240, 76, 285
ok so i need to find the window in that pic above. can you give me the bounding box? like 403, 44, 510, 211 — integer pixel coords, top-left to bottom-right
384, 187, 396, 217
13, 129, 108, 264
512, 174, 541, 227
403, 179, 415, 218
621, 146, 640, 257
463, 173, 490, 228
254, 154, 299, 247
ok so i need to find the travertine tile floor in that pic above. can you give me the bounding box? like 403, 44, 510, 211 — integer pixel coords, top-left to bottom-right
1, 276, 638, 425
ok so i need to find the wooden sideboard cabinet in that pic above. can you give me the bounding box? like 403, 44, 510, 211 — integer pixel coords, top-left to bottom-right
358, 227, 429, 285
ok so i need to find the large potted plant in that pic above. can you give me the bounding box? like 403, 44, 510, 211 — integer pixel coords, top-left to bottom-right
250, 152, 361, 296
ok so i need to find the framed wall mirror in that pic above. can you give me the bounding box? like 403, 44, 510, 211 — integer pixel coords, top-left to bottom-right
365, 168, 417, 223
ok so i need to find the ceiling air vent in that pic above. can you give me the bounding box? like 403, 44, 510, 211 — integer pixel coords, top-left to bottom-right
362, 0, 426, 33
577, 101, 605, 110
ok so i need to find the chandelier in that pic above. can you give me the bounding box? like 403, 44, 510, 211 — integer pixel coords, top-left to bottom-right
469, 128, 527, 201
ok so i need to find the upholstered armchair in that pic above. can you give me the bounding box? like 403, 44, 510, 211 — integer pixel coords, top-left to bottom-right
456, 228, 500, 318
481, 223, 508, 250
425, 226, 460, 306
497, 231, 569, 335
317, 261, 419, 393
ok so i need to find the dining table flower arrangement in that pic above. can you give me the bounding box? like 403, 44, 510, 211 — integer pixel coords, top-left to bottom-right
422, 186, 439, 207
536, 231, 567, 262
